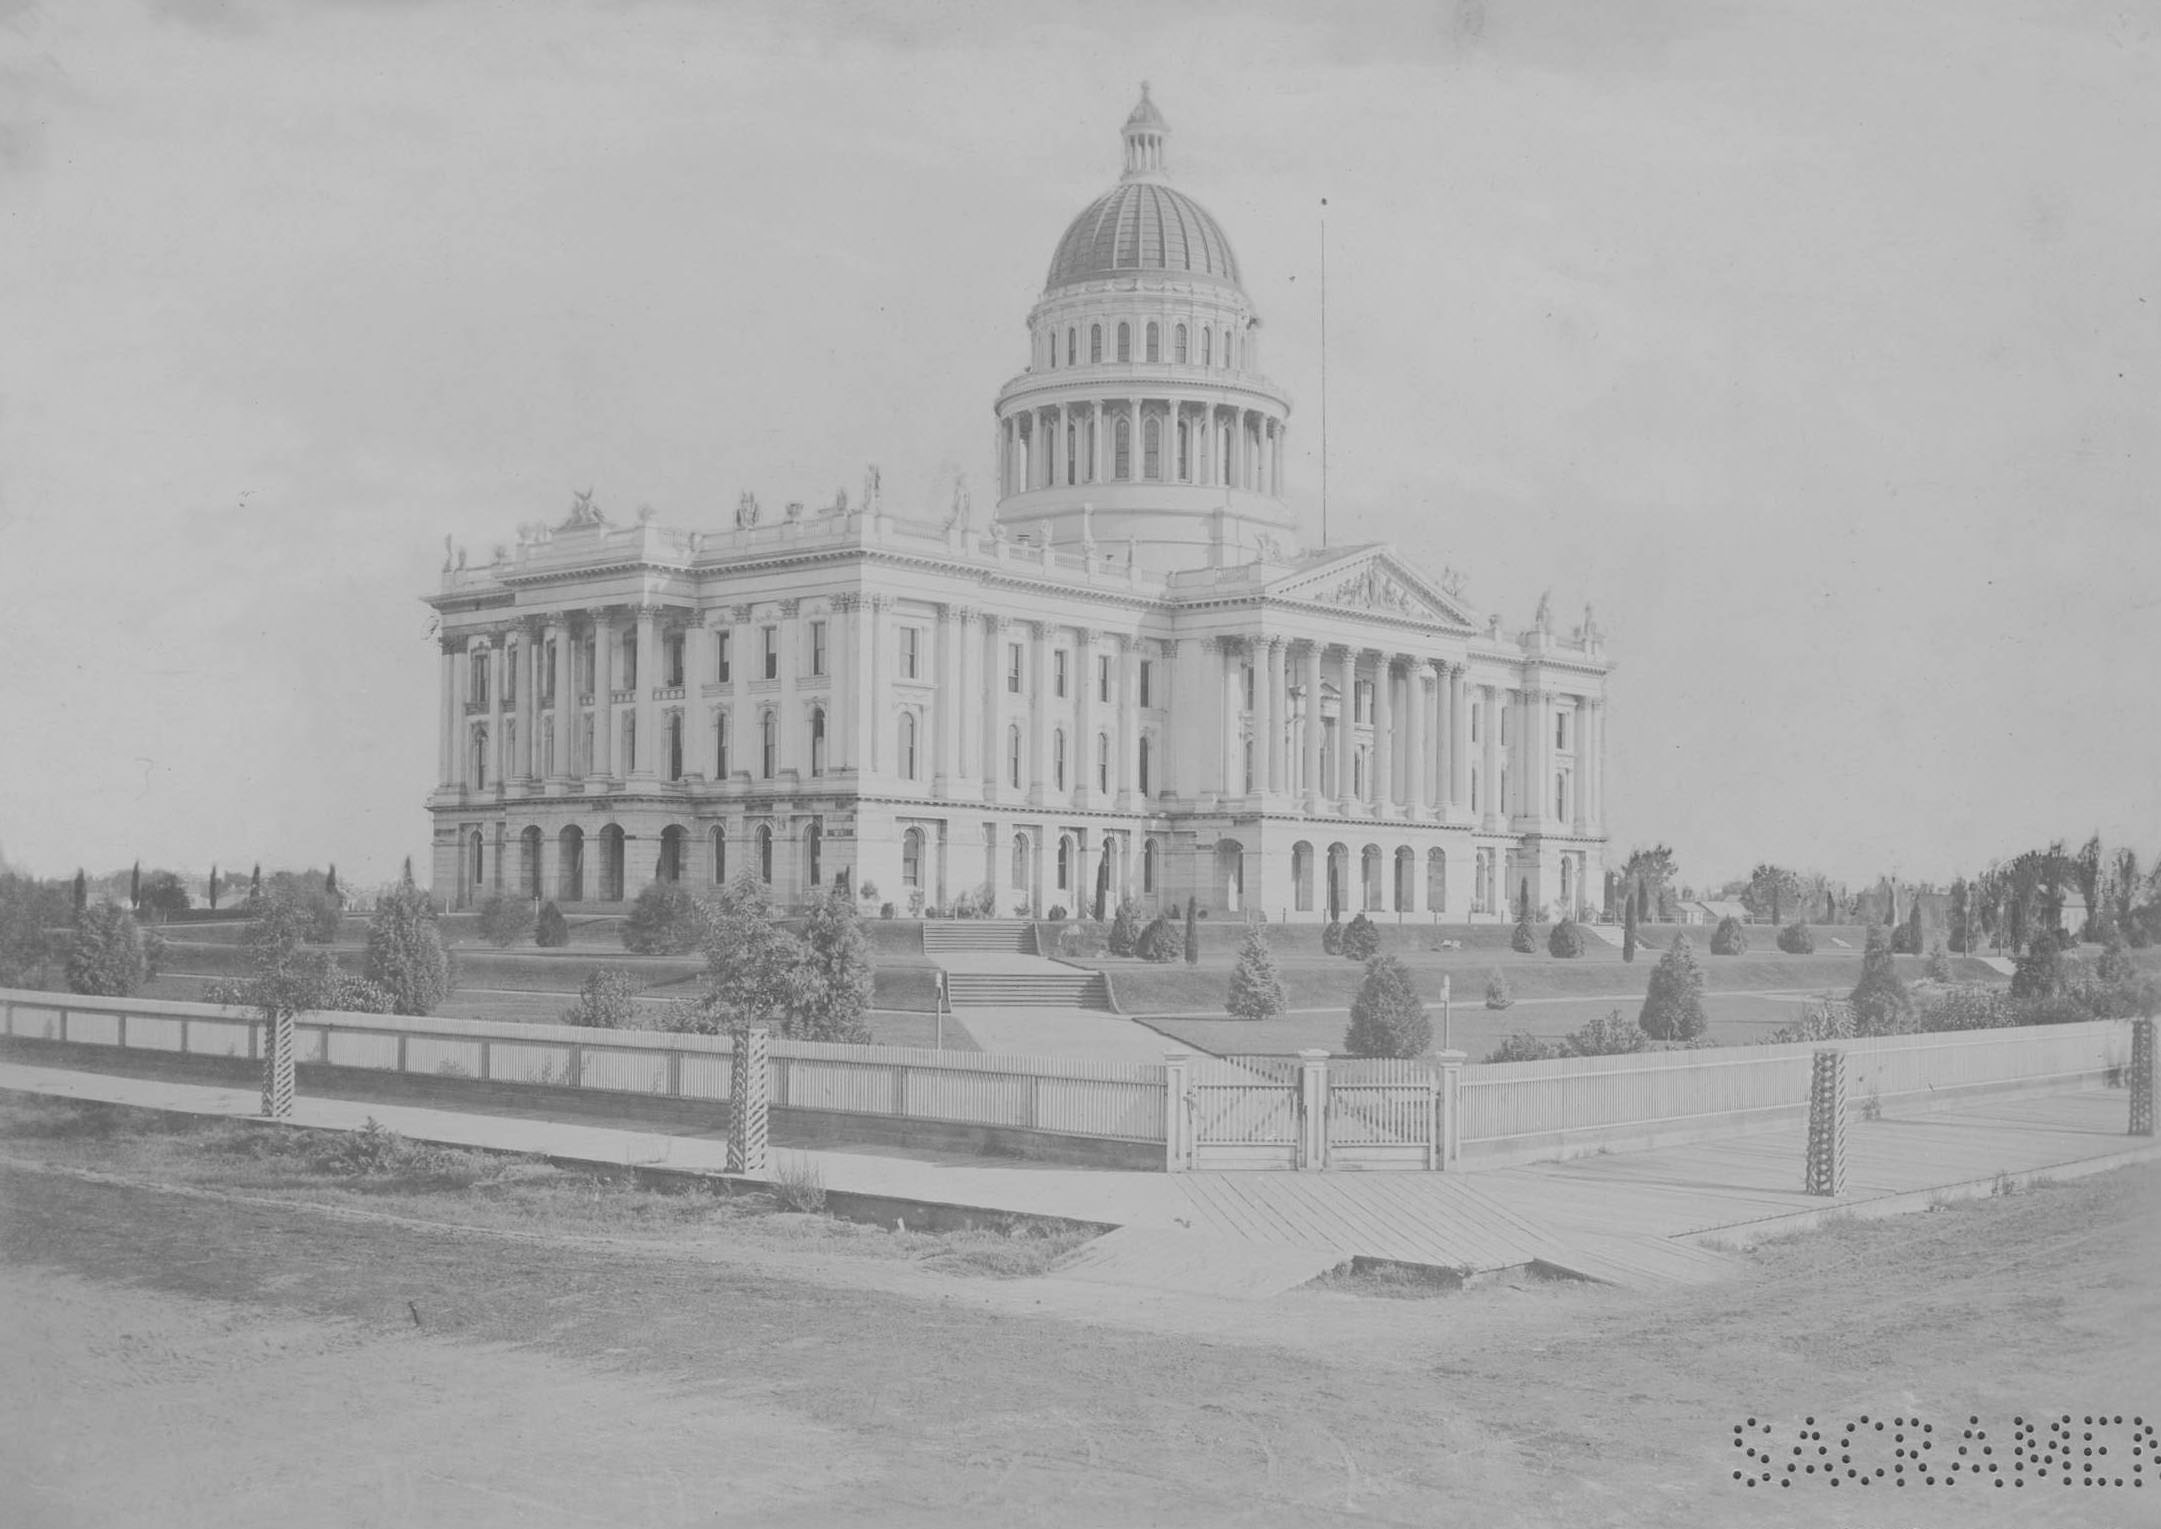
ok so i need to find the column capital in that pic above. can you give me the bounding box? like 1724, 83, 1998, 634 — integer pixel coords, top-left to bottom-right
1070, 625, 1095, 647
867, 593, 892, 612
951, 604, 979, 627
1112, 630, 1137, 653
1213, 634, 1249, 657
980, 610, 1006, 634
628, 602, 665, 622
677, 607, 710, 629
1022, 618, 1046, 639
777, 598, 801, 617
730, 603, 755, 623
831, 592, 863, 613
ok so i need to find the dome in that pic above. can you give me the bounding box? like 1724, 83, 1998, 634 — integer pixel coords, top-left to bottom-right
1044, 180, 1243, 292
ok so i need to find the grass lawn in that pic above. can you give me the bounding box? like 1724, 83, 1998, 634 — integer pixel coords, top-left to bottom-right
4, 1089, 2153, 1527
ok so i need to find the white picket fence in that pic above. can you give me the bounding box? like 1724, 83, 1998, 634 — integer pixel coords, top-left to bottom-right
1457, 1019, 2131, 1166
0, 989, 1167, 1145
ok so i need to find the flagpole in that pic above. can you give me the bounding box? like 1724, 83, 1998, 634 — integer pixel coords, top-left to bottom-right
1319, 196, 1329, 549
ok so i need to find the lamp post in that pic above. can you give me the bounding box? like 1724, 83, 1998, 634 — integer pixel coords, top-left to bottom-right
1439, 973, 1451, 1054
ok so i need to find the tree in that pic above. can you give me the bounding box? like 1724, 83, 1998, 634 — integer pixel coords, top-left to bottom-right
535, 900, 571, 947
1320, 918, 1344, 956
66, 902, 151, 997
1639, 935, 1707, 1041
789, 886, 874, 1043
1343, 955, 1432, 1058
562, 966, 645, 1029
325, 864, 341, 902
204, 891, 392, 1015
130, 860, 141, 911
1848, 924, 1914, 1036
0, 874, 69, 988
1341, 911, 1379, 961
250, 863, 263, 901
693, 873, 801, 1032
1744, 864, 1802, 927
136, 870, 191, 922
1510, 900, 1537, 954
1621, 890, 1638, 964
621, 882, 710, 955
477, 895, 537, 948
1547, 917, 1585, 958
1946, 876, 1972, 953
1107, 897, 1143, 957
2073, 834, 2103, 940
1225, 927, 1287, 1021
207, 865, 219, 912
1183, 896, 1199, 965
1777, 921, 1816, 955
72, 868, 87, 914
1710, 915, 1749, 956
1621, 845, 1679, 921
1484, 969, 1514, 1010
1137, 914, 1184, 963
1562, 1008, 1648, 1057
2008, 926, 2070, 1004
2110, 847, 2143, 946
363, 882, 455, 1016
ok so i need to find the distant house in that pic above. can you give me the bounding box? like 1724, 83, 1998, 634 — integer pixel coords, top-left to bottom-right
1688, 899, 1751, 926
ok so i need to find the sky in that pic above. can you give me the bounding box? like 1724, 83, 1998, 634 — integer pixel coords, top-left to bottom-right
1, 0, 2156, 893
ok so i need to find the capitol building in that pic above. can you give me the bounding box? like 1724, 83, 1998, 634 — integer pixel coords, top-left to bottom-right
425, 88, 1613, 924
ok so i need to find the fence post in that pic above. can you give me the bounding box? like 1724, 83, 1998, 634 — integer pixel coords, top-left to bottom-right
566, 1043, 584, 1090
728, 1026, 770, 1175
1162, 1051, 1191, 1172
1805, 1047, 1848, 1196
116, 1012, 128, 1050
1433, 1051, 1465, 1171
2131, 1018, 2154, 1138
261, 1011, 295, 1120
1297, 1049, 1329, 1171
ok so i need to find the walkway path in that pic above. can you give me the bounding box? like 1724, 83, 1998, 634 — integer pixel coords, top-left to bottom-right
951, 1006, 1173, 1063
4, 1062, 2150, 1299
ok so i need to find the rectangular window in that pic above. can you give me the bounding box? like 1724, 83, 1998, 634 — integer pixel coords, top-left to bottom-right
504, 650, 516, 704
1139, 660, 1152, 708
762, 626, 778, 680
715, 630, 731, 684
1098, 655, 1112, 702
542, 642, 556, 705
1244, 739, 1254, 794
810, 620, 828, 678
716, 716, 730, 777
1008, 643, 1023, 693
1243, 665, 1254, 712
1009, 730, 1021, 788
665, 634, 685, 688
901, 627, 920, 680
1470, 703, 1479, 744
1053, 650, 1068, 698
1096, 735, 1109, 794
1556, 711, 1568, 750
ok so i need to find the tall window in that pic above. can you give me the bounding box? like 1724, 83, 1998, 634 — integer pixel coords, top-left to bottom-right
761, 711, 776, 778
622, 713, 635, 773
471, 724, 487, 789
1143, 416, 1160, 479
1143, 838, 1157, 892
471, 651, 489, 707
806, 821, 822, 890
623, 633, 637, 690
1114, 417, 1131, 479
1089, 324, 1102, 363
1096, 733, 1110, 794
715, 712, 731, 778
1007, 643, 1023, 693
1202, 328, 1212, 367
542, 640, 556, 705
1556, 773, 1567, 819
1116, 321, 1131, 362
757, 823, 773, 883
1139, 660, 1153, 708
1053, 650, 1068, 698
665, 633, 685, 687
503, 647, 517, 704
1138, 736, 1152, 796
1470, 703, 1480, 743
1008, 724, 1022, 787
901, 828, 923, 889
1012, 832, 1029, 889
710, 825, 725, 884
809, 708, 826, 776
1066, 327, 1076, 365
1097, 654, 1111, 702
1244, 738, 1255, 793
1056, 835, 1071, 891
1145, 321, 1159, 362
1244, 665, 1255, 711
901, 627, 920, 680
1052, 729, 1066, 790
1471, 767, 1480, 813
810, 620, 827, 678
1177, 417, 1190, 481
899, 712, 918, 779
666, 713, 682, 781
715, 630, 731, 683
1556, 711, 1569, 749
762, 626, 778, 680
1175, 323, 1188, 363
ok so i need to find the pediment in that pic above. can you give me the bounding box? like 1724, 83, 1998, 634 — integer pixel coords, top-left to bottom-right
1267, 547, 1478, 630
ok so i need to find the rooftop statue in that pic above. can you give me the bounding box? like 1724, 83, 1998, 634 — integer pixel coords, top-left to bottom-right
563, 487, 606, 528
735, 491, 760, 529
1534, 589, 1553, 634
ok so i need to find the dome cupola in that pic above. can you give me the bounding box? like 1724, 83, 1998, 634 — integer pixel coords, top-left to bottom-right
1043, 84, 1242, 294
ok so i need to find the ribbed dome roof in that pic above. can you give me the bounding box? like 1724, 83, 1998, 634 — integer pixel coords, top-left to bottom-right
1045, 180, 1242, 292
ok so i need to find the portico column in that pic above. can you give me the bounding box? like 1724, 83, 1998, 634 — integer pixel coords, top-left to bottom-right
1027, 621, 1050, 805
980, 614, 1005, 802
1407, 658, 1428, 818
1589, 699, 1605, 834
630, 606, 660, 779
1571, 696, 1589, 833
483, 631, 505, 795
1118, 635, 1141, 809
1480, 683, 1499, 830
1073, 627, 1096, 806
514, 628, 534, 782
1372, 652, 1394, 816
867, 595, 890, 777
954, 607, 979, 787
935, 605, 959, 794
827, 597, 854, 771
1127, 398, 1140, 480
587, 610, 614, 782
546, 619, 572, 784
1300, 642, 1322, 811
437, 644, 456, 787
1334, 646, 1357, 814
1261, 637, 1283, 794
1449, 667, 1469, 819
1220, 638, 1245, 798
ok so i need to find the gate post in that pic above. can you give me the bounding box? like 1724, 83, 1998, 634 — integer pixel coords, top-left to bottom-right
2131, 1019, 2154, 1138
1432, 1050, 1465, 1171
1162, 1050, 1192, 1172
1297, 1050, 1329, 1171
727, 1026, 770, 1174
1804, 1047, 1848, 1196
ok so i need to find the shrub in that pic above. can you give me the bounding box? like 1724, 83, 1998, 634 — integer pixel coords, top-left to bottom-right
880, 902, 896, 920
1107, 898, 1144, 957
622, 883, 709, 955
1343, 955, 1432, 1058
563, 966, 645, 1029
1320, 919, 1345, 956
1639, 935, 1707, 1041
1483, 969, 1514, 1010
300, 891, 343, 945
1184, 897, 1199, 966
66, 903, 151, 997
477, 895, 537, 949
1046, 904, 1068, 923
786, 886, 873, 1043
1777, 921, 1815, 955
363, 882, 456, 1017
1137, 915, 1184, 963
1916, 986, 2014, 1033
769, 1154, 827, 1214
1056, 922, 1107, 958
1562, 1008, 1648, 1057
1547, 918, 1585, 959
1709, 916, 1748, 956
1621, 892, 1638, 964
2096, 932, 2136, 985
535, 901, 570, 947
1767, 1001, 1855, 1045
1341, 912, 1379, 961
1849, 924, 1915, 1036
1510, 912, 1537, 954
1924, 942, 1952, 982
1225, 928, 1287, 1021
1485, 1032, 1556, 1063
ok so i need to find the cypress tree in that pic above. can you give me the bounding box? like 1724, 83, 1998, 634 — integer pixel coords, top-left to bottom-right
326, 864, 339, 898
1850, 923, 1914, 1036
1621, 889, 1638, 963
1225, 927, 1287, 1021
1343, 955, 1432, 1058
250, 863, 262, 900
72, 868, 87, 915
130, 861, 141, 910
1183, 896, 1199, 965
1639, 934, 1707, 1041
208, 864, 219, 911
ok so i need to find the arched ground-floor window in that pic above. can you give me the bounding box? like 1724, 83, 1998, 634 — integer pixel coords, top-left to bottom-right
1394, 846, 1416, 912
599, 824, 626, 901
1012, 832, 1031, 891
521, 826, 543, 898
902, 827, 925, 890
1360, 844, 1383, 911
1291, 840, 1314, 913
757, 823, 774, 884
710, 825, 726, 884
558, 826, 584, 902
1325, 842, 1349, 920
807, 820, 823, 891
658, 825, 684, 884
1216, 839, 1244, 913
1427, 848, 1447, 913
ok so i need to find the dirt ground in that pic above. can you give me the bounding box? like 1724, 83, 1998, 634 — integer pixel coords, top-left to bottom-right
2, 1099, 2158, 1528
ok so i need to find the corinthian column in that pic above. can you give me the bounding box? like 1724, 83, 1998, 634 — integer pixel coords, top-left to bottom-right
1334, 646, 1357, 814
1406, 658, 1428, 818
588, 610, 615, 782
630, 605, 660, 779
1372, 652, 1394, 816
1259, 637, 1282, 795
1301, 642, 1323, 812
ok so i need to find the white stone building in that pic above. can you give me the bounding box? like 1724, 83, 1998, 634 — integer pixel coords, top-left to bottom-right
425, 88, 1613, 923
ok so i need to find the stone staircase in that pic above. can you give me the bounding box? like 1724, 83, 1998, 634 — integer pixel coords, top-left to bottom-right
920, 920, 1038, 955
941, 968, 1114, 1010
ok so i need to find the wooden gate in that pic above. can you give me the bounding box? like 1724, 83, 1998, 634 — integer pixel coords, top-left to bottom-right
1187, 1055, 1302, 1170
1325, 1058, 1438, 1170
